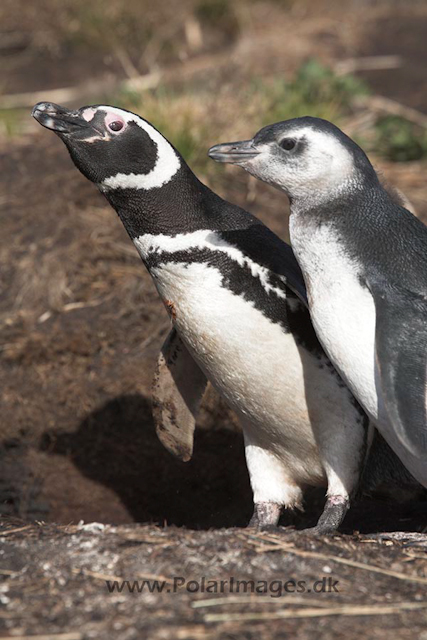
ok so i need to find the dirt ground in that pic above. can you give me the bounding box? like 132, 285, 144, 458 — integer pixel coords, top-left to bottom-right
2, 520, 427, 639
2, 1, 427, 637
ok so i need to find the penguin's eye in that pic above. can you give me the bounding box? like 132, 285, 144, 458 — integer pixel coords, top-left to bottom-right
279, 138, 296, 151
108, 121, 124, 132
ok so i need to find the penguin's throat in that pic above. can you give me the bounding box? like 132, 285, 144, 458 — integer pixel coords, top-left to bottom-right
289, 175, 365, 213
102, 172, 206, 237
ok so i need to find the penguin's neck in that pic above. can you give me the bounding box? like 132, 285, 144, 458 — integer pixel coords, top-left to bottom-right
101, 158, 262, 270
290, 180, 393, 246
292, 180, 427, 297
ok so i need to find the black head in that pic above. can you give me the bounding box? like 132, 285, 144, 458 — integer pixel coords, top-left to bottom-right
31, 102, 181, 190
32, 101, 262, 238
208, 116, 378, 203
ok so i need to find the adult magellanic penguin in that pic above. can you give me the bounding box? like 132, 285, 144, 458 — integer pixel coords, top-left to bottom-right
32, 103, 411, 533
209, 116, 427, 491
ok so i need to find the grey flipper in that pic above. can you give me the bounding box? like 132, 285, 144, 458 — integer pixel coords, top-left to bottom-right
152, 328, 208, 462
373, 284, 427, 457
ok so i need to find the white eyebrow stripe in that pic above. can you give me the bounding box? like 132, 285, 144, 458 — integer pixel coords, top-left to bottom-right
290, 127, 355, 182
97, 106, 181, 191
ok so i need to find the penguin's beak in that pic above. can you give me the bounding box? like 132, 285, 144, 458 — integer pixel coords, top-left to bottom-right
208, 140, 260, 164
32, 102, 88, 134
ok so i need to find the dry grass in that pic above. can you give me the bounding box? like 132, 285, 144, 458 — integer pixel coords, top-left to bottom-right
1, 521, 427, 638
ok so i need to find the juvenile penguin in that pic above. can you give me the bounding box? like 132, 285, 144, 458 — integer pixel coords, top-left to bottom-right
32, 103, 391, 533
209, 116, 427, 489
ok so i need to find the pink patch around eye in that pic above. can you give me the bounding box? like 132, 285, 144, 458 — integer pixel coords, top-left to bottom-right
105, 112, 126, 132
82, 108, 96, 122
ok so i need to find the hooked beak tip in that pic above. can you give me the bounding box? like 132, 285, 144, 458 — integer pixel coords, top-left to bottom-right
32, 101, 60, 119
31, 101, 87, 134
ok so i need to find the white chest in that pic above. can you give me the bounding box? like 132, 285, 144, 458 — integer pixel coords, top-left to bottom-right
152, 259, 331, 480
133, 231, 306, 422
290, 218, 380, 420
151, 260, 307, 419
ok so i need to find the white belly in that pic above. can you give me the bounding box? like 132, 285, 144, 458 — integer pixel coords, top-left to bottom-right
151, 260, 342, 486
306, 254, 379, 420
290, 219, 379, 412
290, 217, 427, 486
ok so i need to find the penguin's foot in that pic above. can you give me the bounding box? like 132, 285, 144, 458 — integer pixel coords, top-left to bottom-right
305, 495, 350, 536
248, 502, 282, 529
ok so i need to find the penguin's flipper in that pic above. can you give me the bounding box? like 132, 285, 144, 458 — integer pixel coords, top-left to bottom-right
152, 328, 208, 462
373, 284, 427, 457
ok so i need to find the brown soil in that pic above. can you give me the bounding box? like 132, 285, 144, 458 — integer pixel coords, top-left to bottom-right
2, 521, 427, 639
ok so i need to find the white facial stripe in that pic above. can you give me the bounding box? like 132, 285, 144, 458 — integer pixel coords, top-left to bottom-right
95, 105, 181, 191
297, 127, 355, 182
82, 135, 105, 144
133, 229, 287, 299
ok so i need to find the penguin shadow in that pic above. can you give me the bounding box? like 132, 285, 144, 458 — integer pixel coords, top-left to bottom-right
37, 393, 426, 532
39, 393, 254, 529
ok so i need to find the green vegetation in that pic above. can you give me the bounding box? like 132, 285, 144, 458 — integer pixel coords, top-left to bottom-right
101, 61, 427, 176
112, 60, 372, 176
0, 109, 25, 137
5, 57, 427, 172
255, 60, 369, 125
4, 0, 427, 170
373, 115, 427, 162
